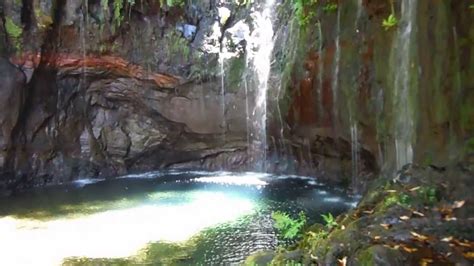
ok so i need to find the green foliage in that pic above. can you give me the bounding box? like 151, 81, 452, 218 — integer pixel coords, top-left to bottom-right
306, 229, 328, 242
460, 101, 474, 131
5, 17, 22, 51
465, 138, 474, 155
321, 213, 337, 229
293, 0, 318, 27
399, 193, 411, 206
382, 14, 398, 30
322, 3, 338, 13
271, 211, 307, 239
417, 187, 438, 205
382, 193, 411, 209
113, 0, 124, 27
383, 194, 399, 208
160, 0, 185, 8
5, 17, 22, 39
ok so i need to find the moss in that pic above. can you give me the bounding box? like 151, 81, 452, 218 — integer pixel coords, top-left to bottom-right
356, 248, 375, 266
460, 100, 474, 131
34, 8, 53, 29
112, 0, 124, 32
322, 3, 338, 13
161, 0, 185, 8
416, 186, 438, 206
421, 153, 434, 167
243, 251, 275, 266
225, 56, 246, 92
465, 137, 474, 155
63, 241, 196, 265
167, 31, 190, 60
293, 0, 318, 27
5, 17, 22, 39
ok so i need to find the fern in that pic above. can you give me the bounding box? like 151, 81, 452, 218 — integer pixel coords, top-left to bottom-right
322, 3, 338, 13
382, 14, 398, 30
321, 213, 338, 229
272, 211, 307, 239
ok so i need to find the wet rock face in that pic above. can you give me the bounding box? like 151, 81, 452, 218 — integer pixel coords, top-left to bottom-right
0, 59, 26, 170
284, 0, 473, 181
1, 0, 470, 191
0, 0, 259, 192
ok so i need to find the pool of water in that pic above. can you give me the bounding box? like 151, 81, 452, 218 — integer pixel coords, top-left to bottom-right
0, 171, 358, 265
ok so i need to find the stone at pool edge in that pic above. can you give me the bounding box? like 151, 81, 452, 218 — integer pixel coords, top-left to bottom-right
243, 250, 276, 265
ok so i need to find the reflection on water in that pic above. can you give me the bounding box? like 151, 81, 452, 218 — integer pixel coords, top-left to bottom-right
0, 171, 357, 265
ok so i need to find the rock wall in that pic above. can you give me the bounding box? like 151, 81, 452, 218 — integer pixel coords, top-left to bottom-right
281, 0, 473, 188
0, 0, 472, 192
0, 0, 261, 192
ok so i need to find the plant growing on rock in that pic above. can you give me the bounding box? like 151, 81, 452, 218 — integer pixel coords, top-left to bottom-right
293, 0, 318, 26
272, 211, 307, 239
5, 17, 22, 51
322, 3, 338, 13
417, 186, 438, 205
5, 17, 22, 39
382, 14, 398, 30
382, 0, 398, 30
160, 0, 185, 8
321, 213, 338, 229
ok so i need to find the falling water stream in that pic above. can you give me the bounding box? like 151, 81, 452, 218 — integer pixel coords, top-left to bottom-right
246, 0, 277, 171
331, 7, 341, 130
393, 0, 418, 170
219, 55, 227, 142
317, 22, 324, 124
350, 115, 359, 190
350, 0, 365, 190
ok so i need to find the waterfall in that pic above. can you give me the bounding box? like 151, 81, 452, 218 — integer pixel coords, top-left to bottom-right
392, 0, 418, 170
350, 114, 359, 190
219, 55, 227, 143
356, 0, 363, 27
331, 7, 341, 127
317, 22, 324, 124
245, 0, 277, 171
80, 0, 88, 88
351, 0, 364, 191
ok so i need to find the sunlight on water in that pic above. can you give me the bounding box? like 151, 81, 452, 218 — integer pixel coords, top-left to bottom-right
194, 172, 270, 186
0, 171, 357, 265
0, 191, 255, 266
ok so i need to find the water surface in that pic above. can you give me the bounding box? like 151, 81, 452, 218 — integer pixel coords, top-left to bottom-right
0, 171, 357, 265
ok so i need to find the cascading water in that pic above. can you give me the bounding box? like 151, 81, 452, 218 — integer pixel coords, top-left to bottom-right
356, 0, 363, 26
350, 115, 359, 189
317, 22, 324, 124
331, 7, 341, 128
392, 0, 418, 170
80, 1, 88, 92
245, 0, 277, 171
219, 55, 227, 143
350, 0, 365, 191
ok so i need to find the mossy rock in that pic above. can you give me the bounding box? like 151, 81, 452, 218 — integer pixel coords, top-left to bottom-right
355, 245, 405, 266
243, 250, 276, 266
63, 241, 197, 265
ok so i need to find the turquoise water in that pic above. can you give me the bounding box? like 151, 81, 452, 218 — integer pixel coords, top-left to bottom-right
0, 171, 357, 265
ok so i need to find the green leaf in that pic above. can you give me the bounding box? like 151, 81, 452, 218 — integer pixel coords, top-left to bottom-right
382, 14, 398, 30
